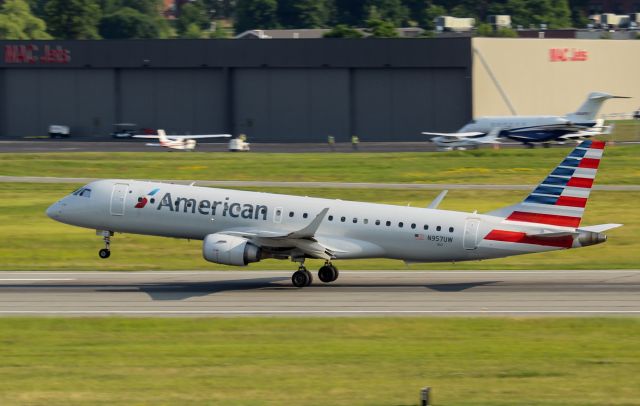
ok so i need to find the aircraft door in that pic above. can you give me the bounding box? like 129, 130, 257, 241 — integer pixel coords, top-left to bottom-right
110, 183, 129, 216
273, 207, 283, 223
463, 218, 480, 250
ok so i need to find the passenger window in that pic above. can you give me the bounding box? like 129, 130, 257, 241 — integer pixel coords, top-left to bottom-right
423, 225, 429, 230
363, 219, 369, 224
375, 220, 380, 226
328, 215, 333, 221
386, 221, 391, 226
449, 227, 454, 232
303, 213, 308, 219
436, 226, 441, 231
398, 222, 404, 228
353, 218, 357, 223
341, 216, 346, 222
411, 223, 416, 229
289, 211, 294, 217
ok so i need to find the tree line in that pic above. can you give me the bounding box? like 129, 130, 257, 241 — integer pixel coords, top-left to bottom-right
0, 0, 591, 40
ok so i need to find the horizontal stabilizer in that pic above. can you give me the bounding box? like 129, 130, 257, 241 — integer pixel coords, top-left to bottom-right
577, 223, 623, 233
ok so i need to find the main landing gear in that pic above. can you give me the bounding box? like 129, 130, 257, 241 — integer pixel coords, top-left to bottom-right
97, 230, 113, 259
291, 261, 339, 288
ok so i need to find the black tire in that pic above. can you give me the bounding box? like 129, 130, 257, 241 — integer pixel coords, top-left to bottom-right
330, 266, 339, 282
304, 269, 313, 286
292, 270, 309, 288
98, 248, 111, 259
318, 265, 339, 283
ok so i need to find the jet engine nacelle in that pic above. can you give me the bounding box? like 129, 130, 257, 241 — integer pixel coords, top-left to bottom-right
202, 233, 261, 266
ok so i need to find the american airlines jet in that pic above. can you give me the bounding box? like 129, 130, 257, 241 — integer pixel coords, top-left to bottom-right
47, 140, 620, 287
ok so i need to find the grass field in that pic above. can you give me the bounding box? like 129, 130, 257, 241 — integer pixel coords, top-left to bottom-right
0, 183, 636, 271
605, 119, 640, 142
1, 144, 639, 185
0, 317, 638, 406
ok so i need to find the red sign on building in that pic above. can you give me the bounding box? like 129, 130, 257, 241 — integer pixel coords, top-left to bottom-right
549, 48, 588, 62
4, 44, 71, 64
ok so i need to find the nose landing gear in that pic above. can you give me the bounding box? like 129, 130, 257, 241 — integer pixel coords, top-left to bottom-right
97, 230, 113, 259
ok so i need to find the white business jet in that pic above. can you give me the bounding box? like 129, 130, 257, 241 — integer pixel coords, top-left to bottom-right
423, 92, 627, 149
47, 140, 620, 287
133, 129, 231, 151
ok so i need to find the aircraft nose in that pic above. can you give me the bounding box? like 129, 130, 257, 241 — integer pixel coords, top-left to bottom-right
46, 201, 63, 220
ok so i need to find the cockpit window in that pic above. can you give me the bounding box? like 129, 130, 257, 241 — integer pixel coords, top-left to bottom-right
72, 188, 91, 197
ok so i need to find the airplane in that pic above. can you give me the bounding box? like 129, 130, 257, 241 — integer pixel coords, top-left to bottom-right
421, 127, 501, 151
133, 129, 231, 151
422, 92, 627, 149
47, 139, 620, 288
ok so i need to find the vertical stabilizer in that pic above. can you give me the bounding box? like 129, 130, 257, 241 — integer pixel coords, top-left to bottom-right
565, 92, 615, 122
487, 140, 606, 228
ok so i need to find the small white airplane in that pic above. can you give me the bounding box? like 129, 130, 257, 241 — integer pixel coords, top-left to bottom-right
133, 129, 231, 151
423, 92, 627, 149
47, 140, 620, 288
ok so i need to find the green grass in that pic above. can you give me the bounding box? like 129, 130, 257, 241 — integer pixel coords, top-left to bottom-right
0, 317, 638, 405
604, 119, 640, 142
0, 183, 636, 271
1, 144, 639, 184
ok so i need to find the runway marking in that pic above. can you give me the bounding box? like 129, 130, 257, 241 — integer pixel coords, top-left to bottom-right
0, 310, 639, 315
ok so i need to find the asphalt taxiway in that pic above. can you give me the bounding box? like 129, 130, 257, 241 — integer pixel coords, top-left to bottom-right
0, 270, 638, 316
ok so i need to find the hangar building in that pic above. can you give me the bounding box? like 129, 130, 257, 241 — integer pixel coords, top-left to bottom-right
0, 39, 471, 142
1, 38, 638, 142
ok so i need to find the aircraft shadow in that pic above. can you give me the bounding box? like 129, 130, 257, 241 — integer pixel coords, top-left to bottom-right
423, 281, 501, 292
102, 277, 291, 300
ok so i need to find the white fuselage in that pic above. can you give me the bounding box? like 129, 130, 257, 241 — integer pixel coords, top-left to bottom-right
47, 179, 577, 264
459, 116, 570, 133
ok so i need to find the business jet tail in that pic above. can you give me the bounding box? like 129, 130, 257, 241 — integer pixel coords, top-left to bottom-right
487, 139, 606, 228
566, 92, 629, 122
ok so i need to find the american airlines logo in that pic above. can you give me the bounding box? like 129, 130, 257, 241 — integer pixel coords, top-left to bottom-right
135, 188, 160, 209
549, 48, 588, 62
154, 192, 268, 220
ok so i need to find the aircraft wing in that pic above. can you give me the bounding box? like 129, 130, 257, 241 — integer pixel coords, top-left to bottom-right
218, 208, 345, 260
421, 131, 485, 139
133, 134, 232, 139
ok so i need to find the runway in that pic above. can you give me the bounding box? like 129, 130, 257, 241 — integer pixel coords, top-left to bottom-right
0, 270, 638, 316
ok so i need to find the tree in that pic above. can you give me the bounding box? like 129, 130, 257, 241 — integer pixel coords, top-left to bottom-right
176, 0, 211, 35
183, 23, 204, 38
99, 7, 161, 39
416, 3, 446, 30
366, 15, 399, 37
235, 0, 278, 33
44, 0, 101, 39
323, 24, 363, 38
277, 0, 329, 28
0, 0, 51, 39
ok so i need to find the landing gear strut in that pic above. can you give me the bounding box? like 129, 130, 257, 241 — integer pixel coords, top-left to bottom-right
318, 262, 339, 283
292, 265, 313, 288
97, 230, 113, 259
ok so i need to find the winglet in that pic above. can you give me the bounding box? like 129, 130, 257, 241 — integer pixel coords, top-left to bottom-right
287, 208, 329, 239
427, 190, 448, 209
